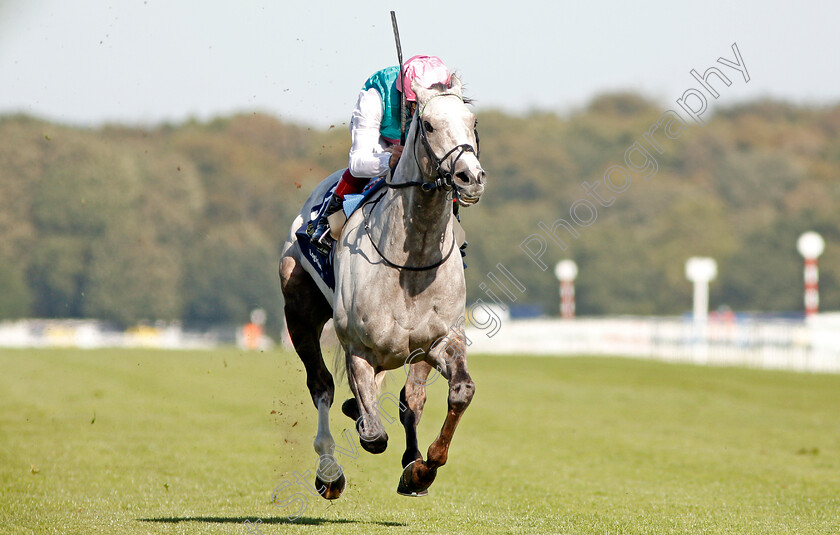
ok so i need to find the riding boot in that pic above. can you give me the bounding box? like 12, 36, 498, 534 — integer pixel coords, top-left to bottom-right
310, 193, 344, 255
459, 240, 468, 269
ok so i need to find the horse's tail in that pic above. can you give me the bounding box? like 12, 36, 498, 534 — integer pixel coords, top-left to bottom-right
330, 340, 346, 386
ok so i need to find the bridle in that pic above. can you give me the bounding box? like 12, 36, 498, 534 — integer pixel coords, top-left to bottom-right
386, 92, 480, 194
365, 92, 479, 271
361, 191, 457, 272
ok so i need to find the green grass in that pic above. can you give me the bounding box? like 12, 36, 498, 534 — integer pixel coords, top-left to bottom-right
1, 348, 839, 534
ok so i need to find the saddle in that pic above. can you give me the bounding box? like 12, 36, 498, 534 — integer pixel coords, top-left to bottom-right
295, 174, 386, 290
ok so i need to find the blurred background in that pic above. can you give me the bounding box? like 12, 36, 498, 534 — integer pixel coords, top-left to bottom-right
1, 1, 839, 362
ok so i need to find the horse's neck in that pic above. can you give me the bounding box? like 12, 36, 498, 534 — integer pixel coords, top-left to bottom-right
387, 186, 451, 246
373, 123, 452, 264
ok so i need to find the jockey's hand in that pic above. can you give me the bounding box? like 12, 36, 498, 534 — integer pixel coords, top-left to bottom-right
388, 145, 404, 168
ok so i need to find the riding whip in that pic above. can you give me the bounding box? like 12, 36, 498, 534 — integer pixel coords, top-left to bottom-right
390, 11, 407, 144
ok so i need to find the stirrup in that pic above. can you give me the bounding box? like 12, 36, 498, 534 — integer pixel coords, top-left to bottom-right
313, 229, 335, 256
309, 193, 343, 255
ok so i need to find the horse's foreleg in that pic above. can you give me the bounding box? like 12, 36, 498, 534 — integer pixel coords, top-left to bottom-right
400, 361, 431, 468
346, 350, 389, 454
397, 337, 474, 496
427, 345, 474, 469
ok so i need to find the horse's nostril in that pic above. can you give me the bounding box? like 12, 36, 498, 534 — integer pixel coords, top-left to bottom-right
455, 171, 470, 183
477, 170, 486, 185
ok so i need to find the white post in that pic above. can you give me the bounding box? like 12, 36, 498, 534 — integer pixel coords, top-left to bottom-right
554, 260, 578, 319
693, 275, 710, 325
685, 257, 717, 363
685, 257, 717, 325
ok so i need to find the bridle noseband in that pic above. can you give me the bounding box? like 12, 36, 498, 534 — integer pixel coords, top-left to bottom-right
363, 92, 479, 271
386, 92, 480, 193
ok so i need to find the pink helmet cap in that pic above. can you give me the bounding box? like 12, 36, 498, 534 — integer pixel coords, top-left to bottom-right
396, 55, 451, 102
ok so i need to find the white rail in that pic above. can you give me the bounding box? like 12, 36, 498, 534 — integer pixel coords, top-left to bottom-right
465, 313, 840, 373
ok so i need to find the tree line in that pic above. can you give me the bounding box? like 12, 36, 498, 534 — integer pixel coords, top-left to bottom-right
1, 93, 837, 333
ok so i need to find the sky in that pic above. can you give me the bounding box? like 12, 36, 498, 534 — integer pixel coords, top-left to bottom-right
2, 0, 839, 129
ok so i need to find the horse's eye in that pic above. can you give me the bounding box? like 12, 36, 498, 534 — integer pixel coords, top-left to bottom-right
423, 120, 434, 133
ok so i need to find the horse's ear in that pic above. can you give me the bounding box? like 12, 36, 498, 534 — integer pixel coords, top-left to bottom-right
411, 78, 434, 106
448, 74, 462, 96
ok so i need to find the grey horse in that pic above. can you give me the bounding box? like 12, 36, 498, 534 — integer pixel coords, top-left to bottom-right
279, 74, 485, 499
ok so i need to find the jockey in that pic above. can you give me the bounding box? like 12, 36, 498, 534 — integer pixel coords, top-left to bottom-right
309, 55, 451, 254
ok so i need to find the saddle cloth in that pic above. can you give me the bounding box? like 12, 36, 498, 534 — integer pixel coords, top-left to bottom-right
294, 174, 386, 290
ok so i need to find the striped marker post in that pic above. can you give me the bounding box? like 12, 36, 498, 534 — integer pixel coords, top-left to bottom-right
797, 232, 825, 318
554, 260, 578, 320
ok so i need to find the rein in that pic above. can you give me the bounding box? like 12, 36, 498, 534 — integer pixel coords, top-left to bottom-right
365, 91, 475, 271
361, 191, 457, 272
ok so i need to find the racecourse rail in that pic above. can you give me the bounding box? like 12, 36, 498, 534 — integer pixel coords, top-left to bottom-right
2, 314, 839, 373
465, 312, 840, 373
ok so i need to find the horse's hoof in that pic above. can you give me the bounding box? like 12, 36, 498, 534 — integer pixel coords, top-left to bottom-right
341, 398, 360, 421
396, 459, 436, 496
357, 419, 388, 454
359, 433, 388, 454
396, 486, 428, 497
315, 472, 345, 500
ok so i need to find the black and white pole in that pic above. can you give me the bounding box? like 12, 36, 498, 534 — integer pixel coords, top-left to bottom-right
554, 260, 578, 319
797, 232, 825, 319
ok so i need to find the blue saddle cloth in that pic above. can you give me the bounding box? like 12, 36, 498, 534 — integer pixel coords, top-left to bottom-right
295, 174, 386, 291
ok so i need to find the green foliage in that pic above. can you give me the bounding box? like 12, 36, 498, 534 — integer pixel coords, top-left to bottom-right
714, 220, 805, 311
33, 144, 138, 235
0, 259, 31, 319
27, 236, 89, 318
464, 95, 839, 315
83, 218, 183, 326
181, 223, 282, 331
1, 94, 839, 325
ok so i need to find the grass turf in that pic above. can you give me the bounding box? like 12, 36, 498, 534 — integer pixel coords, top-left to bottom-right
1, 348, 839, 534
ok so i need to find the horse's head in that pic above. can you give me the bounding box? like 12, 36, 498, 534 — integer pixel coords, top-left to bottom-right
411, 75, 486, 206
